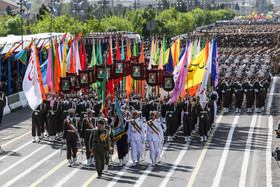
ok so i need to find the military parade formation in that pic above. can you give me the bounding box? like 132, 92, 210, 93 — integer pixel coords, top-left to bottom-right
27, 20, 280, 180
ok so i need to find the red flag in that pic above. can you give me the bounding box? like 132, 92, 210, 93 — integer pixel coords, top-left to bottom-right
107, 38, 114, 99
139, 42, 144, 63
116, 38, 121, 60
79, 40, 83, 68
83, 39, 86, 69
69, 41, 75, 73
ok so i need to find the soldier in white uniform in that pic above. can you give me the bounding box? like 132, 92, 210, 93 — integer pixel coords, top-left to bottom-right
155, 111, 165, 163
128, 111, 145, 166
146, 111, 164, 167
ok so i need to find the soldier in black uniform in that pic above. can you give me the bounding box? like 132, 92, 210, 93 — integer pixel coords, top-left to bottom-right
221, 73, 232, 113
254, 72, 270, 112
183, 97, 195, 142
243, 71, 255, 113
89, 119, 109, 178
116, 110, 129, 166
47, 99, 59, 142
165, 102, 175, 142
62, 109, 80, 167
32, 102, 44, 142
232, 73, 244, 113
82, 109, 96, 167
197, 100, 209, 142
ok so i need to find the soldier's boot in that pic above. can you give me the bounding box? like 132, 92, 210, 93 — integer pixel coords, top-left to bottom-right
204, 136, 208, 142
104, 165, 108, 173
170, 136, 174, 141
119, 159, 123, 166
36, 136, 40, 142
224, 108, 227, 113
256, 108, 260, 113
68, 159, 72, 167
235, 108, 239, 113
156, 157, 161, 164
44, 130, 48, 137
207, 130, 211, 136
132, 160, 136, 167
73, 157, 77, 165
247, 108, 250, 113
212, 123, 215, 128
185, 136, 188, 142
239, 108, 242, 113
250, 108, 253, 113
188, 136, 192, 142
261, 106, 265, 112
151, 159, 156, 167
200, 136, 204, 142
32, 137, 36, 143
137, 157, 141, 165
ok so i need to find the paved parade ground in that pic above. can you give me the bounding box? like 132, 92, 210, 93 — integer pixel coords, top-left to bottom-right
0, 76, 279, 187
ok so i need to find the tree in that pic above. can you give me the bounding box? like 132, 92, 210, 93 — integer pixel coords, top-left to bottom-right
37, 4, 49, 20
267, 2, 274, 11
235, 3, 240, 11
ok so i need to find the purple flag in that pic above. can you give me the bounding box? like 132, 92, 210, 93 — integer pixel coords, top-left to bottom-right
168, 46, 188, 104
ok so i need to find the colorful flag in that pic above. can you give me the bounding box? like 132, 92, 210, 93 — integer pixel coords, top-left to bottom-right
169, 47, 188, 104
166, 49, 174, 73
61, 41, 67, 77
91, 39, 96, 67
46, 43, 53, 93
23, 43, 43, 110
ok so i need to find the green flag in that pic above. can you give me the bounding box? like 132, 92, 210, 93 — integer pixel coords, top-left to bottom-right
155, 44, 160, 65
133, 39, 137, 57
192, 40, 196, 60
91, 39, 95, 66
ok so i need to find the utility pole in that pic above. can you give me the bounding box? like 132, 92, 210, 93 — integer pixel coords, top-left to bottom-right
17, 0, 31, 49
111, 0, 114, 15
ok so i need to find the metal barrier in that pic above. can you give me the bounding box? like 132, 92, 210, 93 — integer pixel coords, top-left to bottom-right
7, 93, 22, 112
3, 97, 10, 115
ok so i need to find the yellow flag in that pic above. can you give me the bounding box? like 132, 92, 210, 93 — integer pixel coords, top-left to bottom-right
152, 37, 155, 62
176, 38, 180, 66
184, 48, 206, 89
61, 41, 67, 77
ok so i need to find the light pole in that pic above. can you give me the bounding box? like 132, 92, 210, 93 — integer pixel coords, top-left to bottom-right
17, 0, 31, 49
72, 0, 84, 35
157, 0, 163, 14
48, 0, 61, 39
133, 0, 140, 10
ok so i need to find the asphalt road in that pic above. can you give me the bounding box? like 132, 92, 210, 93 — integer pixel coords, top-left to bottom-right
0, 76, 279, 187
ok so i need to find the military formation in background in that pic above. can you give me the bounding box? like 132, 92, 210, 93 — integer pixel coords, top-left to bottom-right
30, 21, 279, 178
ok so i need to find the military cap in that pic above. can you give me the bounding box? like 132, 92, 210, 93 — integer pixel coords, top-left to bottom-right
225, 73, 231, 78
258, 72, 265, 78
247, 71, 254, 78
236, 73, 242, 78
97, 119, 105, 125
68, 109, 75, 113
87, 109, 95, 114
84, 95, 88, 99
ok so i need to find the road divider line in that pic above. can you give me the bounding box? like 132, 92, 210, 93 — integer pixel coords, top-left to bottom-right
211, 115, 240, 187
0, 145, 47, 176
0, 141, 32, 161
133, 142, 171, 187
238, 114, 258, 187
186, 112, 224, 187
266, 76, 277, 115
1, 131, 31, 148
29, 159, 68, 187
160, 141, 191, 187
266, 115, 273, 187
2, 149, 60, 187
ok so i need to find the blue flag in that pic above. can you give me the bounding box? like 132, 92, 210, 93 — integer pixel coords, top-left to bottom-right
211, 39, 217, 87
166, 48, 174, 73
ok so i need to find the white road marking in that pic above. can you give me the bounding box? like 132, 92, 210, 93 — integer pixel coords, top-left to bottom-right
106, 161, 133, 187
0, 141, 32, 161
0, 145, 47, 176
211, 115, 240, 187
2, 149, 60, 187
266, 76, 277, 115
133, 142, 171, 187
266, 116, 273, 187
159, 141, 191, 187
238, 114, 259, 187
54, 160, 87, 187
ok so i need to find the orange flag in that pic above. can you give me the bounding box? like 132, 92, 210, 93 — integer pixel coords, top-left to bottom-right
125, 39, 132, 98
173, 38, 177, 68
54, 42, 61, 93
69, 41, 75, 73
139, 42, 144, 63
34, 43, 46, 100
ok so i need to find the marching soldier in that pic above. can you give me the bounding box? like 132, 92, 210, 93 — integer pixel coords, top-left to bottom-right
197, 100, 209, 142
89, 119, 109, 178
165, 102, 175, 142
127, 110, 145, 166
104, 118, 114, 172
146, 111, 163, 167
116, 110, 129, 167
32, 102, 44, 142
232, 73, 244, 113
243, 71, 255, 113
82, 109, 96, 167
62, 109, 80, 167
183, 97, 195, 142
221, 73, 232, 113
254, 72, 270, 112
